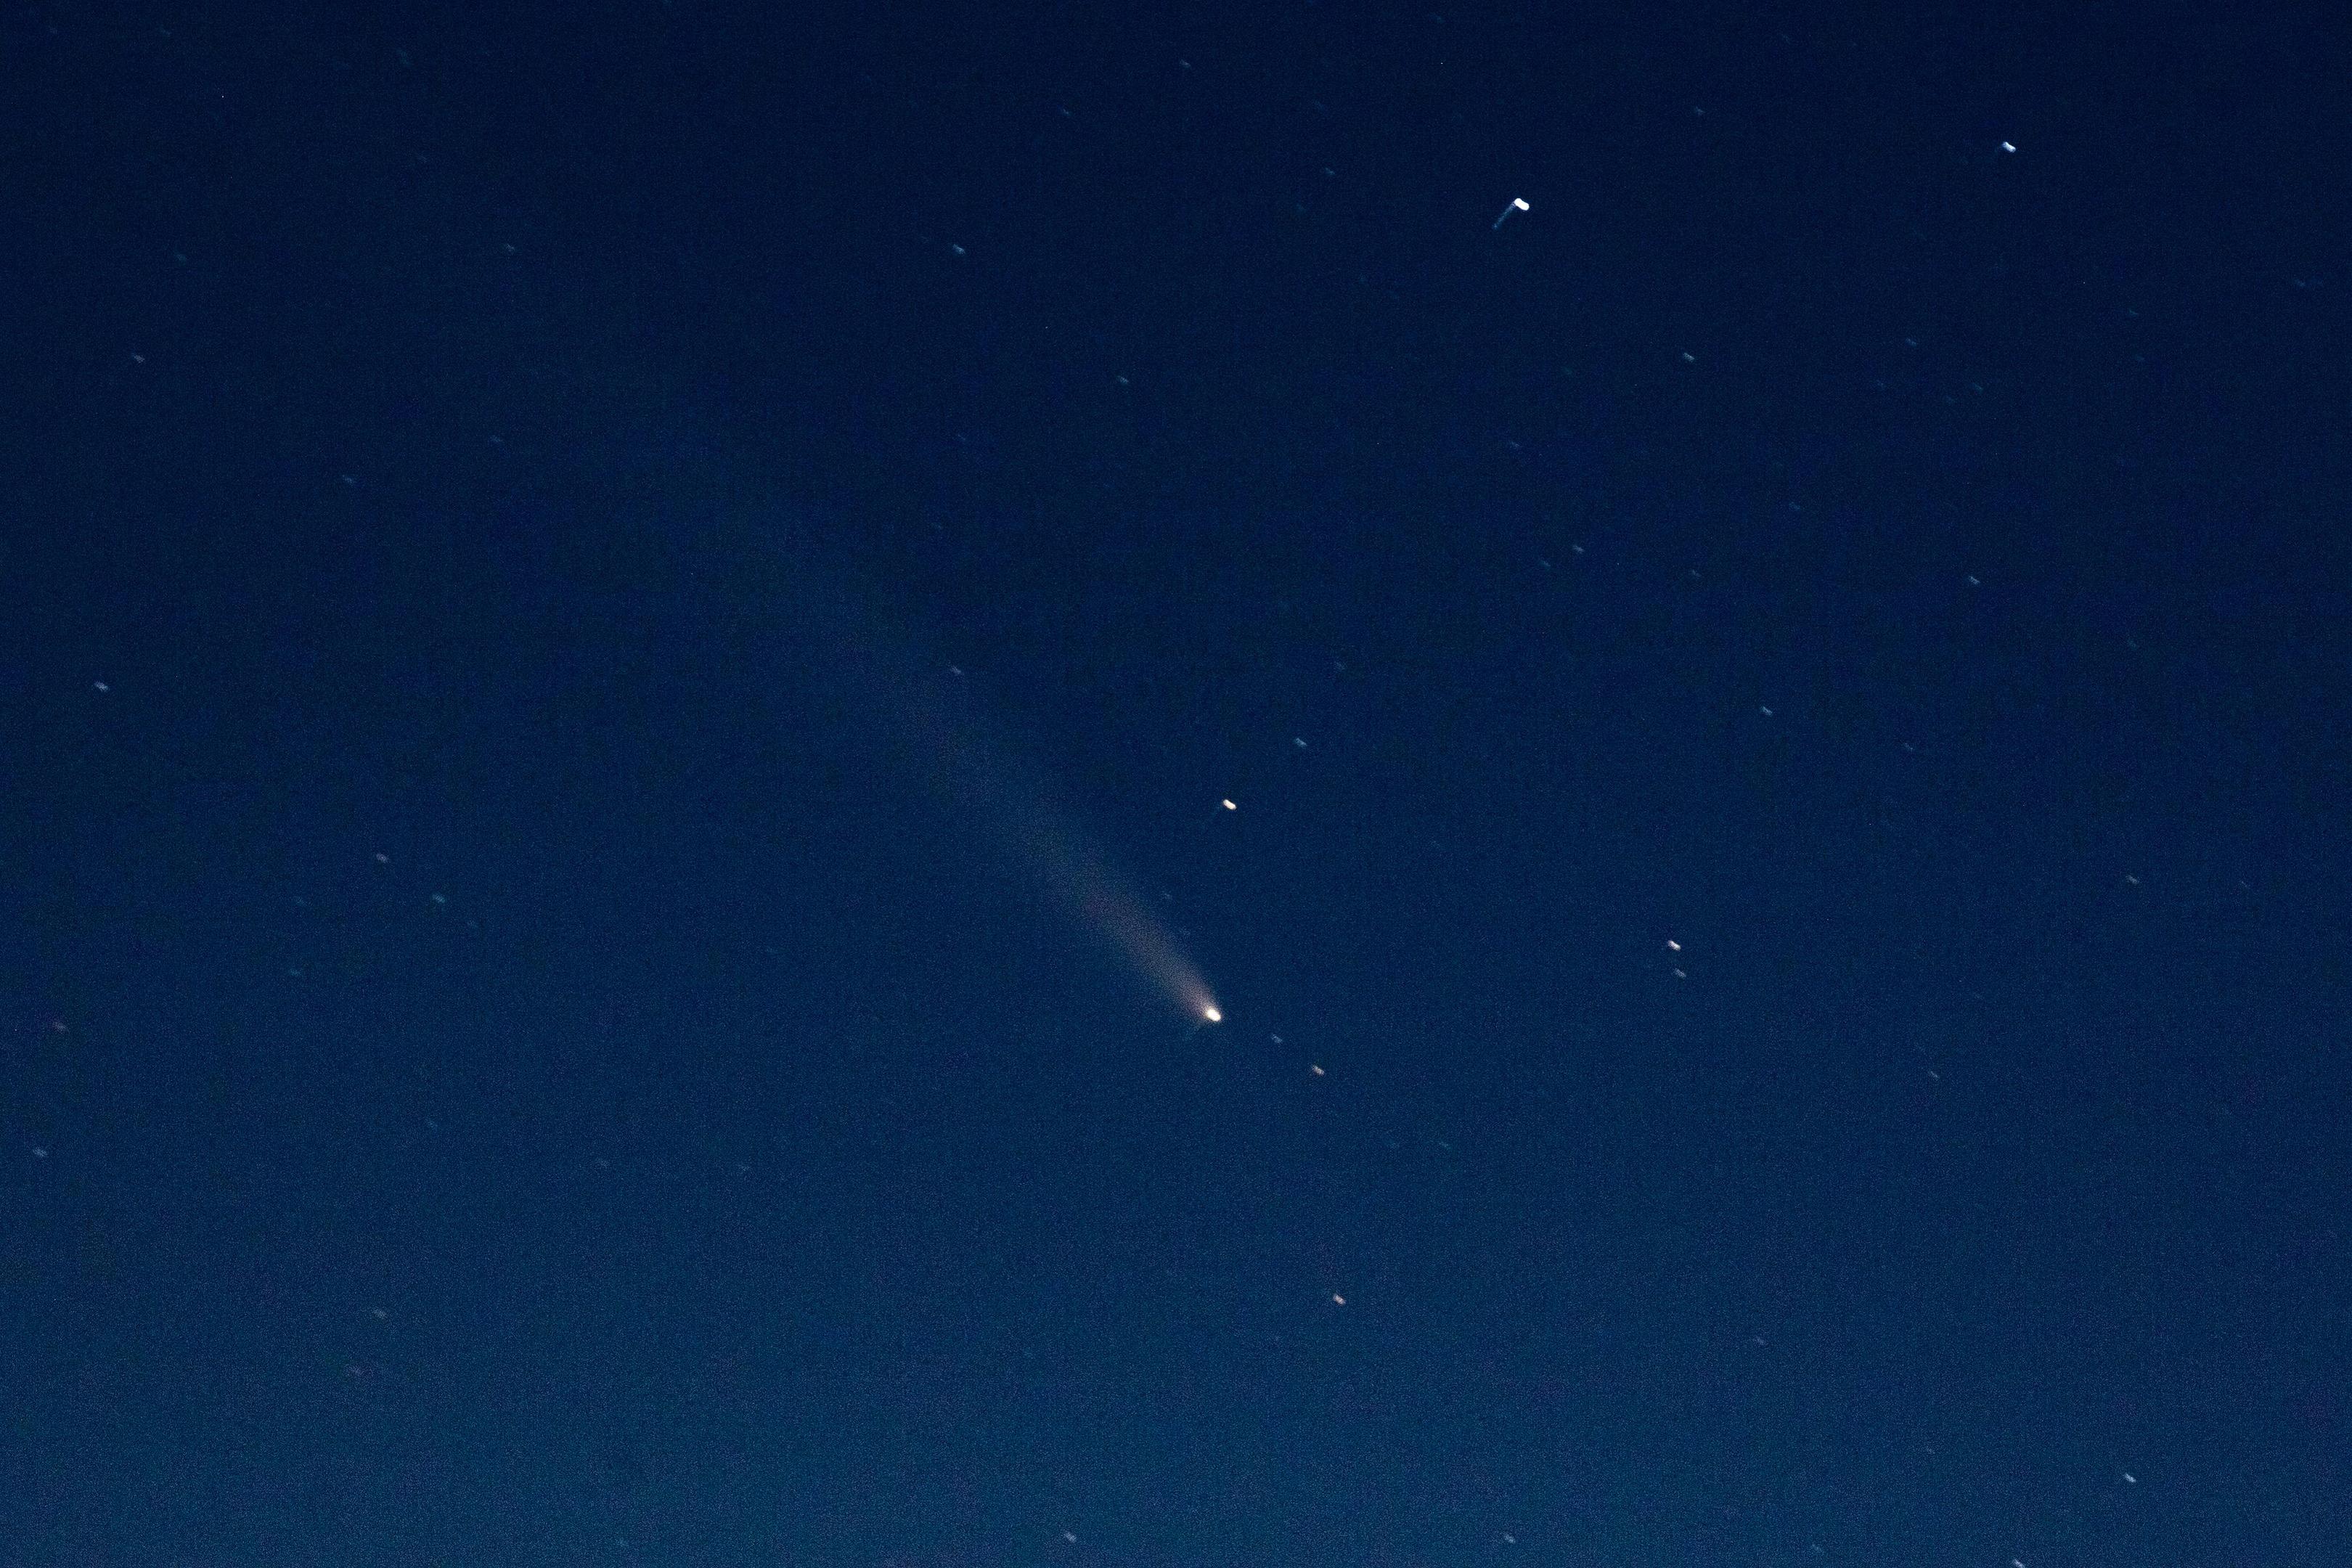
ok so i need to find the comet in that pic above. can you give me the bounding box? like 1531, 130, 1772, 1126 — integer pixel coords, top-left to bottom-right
722, 515, 1220, 1024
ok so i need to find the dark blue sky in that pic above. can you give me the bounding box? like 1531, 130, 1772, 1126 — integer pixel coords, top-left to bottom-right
4, 1, 2348, 1564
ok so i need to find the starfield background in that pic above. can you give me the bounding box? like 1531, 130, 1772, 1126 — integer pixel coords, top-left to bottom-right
4, 1, 2348, 1564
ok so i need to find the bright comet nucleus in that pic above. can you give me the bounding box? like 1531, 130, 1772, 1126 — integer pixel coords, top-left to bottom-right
1201, 1005, 1222, 1024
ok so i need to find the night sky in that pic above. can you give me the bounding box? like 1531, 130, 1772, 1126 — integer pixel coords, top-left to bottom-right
5, 2, 2349, 1565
